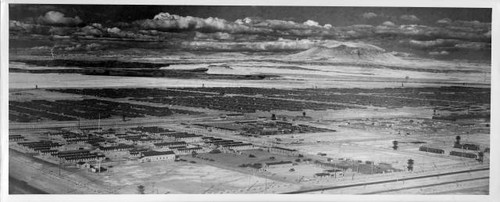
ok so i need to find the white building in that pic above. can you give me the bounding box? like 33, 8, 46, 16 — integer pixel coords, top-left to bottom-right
139, 151, 176, 163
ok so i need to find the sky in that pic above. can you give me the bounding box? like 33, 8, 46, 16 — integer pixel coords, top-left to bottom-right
10, 5, 492, 26
8, 5, 492, 61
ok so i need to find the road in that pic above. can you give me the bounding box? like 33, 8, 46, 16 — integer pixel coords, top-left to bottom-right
283, 167, 489, 194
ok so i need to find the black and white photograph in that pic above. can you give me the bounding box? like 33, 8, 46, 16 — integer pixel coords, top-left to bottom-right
0, 0, 498, 201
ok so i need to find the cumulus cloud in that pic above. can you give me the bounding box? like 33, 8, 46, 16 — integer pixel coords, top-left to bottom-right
454, 42, 490, 50
9, 20, 36, 32
454, 20, 485, 27
137, 12, 251, 33
436, 18, 452, 25
181, 38, 323, 51
450, 20, 491, 31
107, 27, 121, 34
48, 27, 76, 36
30, 42, 106, 52
194, 31, 234, 41
335, 24, 374, 39
254, 19, 300, 30
407, 39, 465, 49
10, 10, 491, 55
362, 12, 378, 19
62, 43, 105, 51
69, 23, 164, 41
235, 17, 264, 25
429, 50, 449, 56
80, 25, 103, 36
400, 15, 420, 22
381, 21, 396, 27
484, 30, 491, 38
37, 11, 83, 26
136, 12, 330, 38
406, 39, 490, 52
303, 20, 320, 27
105, 28, 154, 40
375, 23, 490, 42
409, 39, 448, 48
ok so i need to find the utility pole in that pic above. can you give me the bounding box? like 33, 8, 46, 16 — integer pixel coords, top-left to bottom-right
152, 182, 155, 194
98, 159, 101, 173
59, 157, 61, 176
265, 177, 267, 192
50, 46, 55, 59
98, 113, 101, 133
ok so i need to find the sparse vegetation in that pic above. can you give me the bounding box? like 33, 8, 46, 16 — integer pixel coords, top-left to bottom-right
477, 151, 484, 163
455, 135, 462, 147
392, 140, 399, 150
209, 149, 222, 154
137, 185, 145, 194
407, 159, 414, 172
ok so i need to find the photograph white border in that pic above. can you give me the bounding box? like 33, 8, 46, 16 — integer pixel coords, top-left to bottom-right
1, 0, 498, 202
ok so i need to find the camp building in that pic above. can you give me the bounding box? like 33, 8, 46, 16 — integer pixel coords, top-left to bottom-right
139, 150, 176, 163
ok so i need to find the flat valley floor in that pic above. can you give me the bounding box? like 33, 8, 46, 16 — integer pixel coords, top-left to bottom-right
8, 54, 490, 194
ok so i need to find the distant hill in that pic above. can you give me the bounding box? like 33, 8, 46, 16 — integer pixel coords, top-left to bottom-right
290, 41, 402, 63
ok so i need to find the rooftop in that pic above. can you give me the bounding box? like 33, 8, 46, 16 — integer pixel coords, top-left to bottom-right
271, 146, 297, 152
265, 161, 293, 166
142, 150, 175, 157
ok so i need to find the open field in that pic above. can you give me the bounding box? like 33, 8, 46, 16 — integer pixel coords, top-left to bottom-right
10, 54, 491, 90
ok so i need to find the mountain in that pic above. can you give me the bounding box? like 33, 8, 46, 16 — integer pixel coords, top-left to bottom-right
289, 41, 402, 63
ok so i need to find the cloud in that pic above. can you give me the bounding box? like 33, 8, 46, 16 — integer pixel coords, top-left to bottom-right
253, 19, 301, 30
136, 12, 330, 38
235, 17, 264, 25
37, 11, 83, 26
9, 20, 36, 33
374, 23, 490, 42
406, 39, 490, 52
69, 23, 165, 41
454, 42, 490, 50
452, 20, 489, 27
407, 39, 478, 50
61, 43, 105, 51
362, 12, 378, 19
448, 20, 491, 33
80, 25, 103, 36
181, 38, 323, 51
484, 30, 491, 38
194, 31, 234, 41
104, 28, 157, 40
400, 15, 420, 22
408, 39, 456, 49
381, 21, 396, 27
436, 18, 452, 25
10, 11, 491, 56
137, 12, 253, 33
48, 27, 77, 36
303, 20, 320, 27
335, 24, 374, 39
429, 51, 449, 56
107, 27, 121, 34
